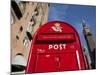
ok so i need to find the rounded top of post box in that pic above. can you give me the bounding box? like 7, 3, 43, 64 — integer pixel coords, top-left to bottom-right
37, 21, 78, 34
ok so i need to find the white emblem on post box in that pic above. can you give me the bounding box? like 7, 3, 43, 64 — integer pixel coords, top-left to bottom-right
51, 23, 62, 32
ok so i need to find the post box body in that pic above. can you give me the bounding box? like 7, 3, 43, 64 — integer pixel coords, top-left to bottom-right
25, 21, 86, 73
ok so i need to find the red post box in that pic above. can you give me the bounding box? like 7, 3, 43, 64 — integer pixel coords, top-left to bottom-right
25, 21, 86, 73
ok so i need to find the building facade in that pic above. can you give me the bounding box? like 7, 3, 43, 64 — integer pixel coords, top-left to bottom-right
82, 20, 96, 69
11, 0, 49, 72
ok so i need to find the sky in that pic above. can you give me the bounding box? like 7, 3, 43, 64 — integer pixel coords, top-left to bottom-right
48, 3, 96, 48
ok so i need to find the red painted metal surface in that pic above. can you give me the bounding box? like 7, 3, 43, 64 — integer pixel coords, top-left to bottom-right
25, 21, 86, 73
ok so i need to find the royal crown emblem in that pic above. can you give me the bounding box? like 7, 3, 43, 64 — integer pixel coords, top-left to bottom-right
51, 23, 62, 32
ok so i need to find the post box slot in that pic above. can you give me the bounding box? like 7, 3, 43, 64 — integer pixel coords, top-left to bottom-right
36, 33, 75, 43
